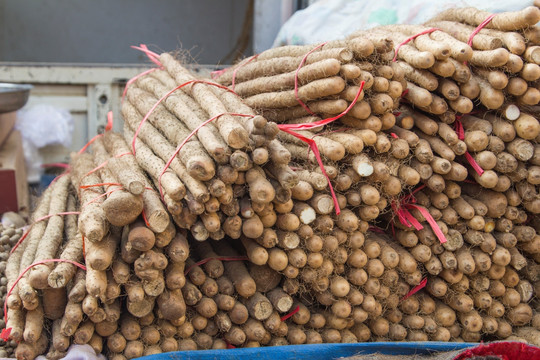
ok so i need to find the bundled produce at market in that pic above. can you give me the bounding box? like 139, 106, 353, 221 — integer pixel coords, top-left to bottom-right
214, 3, 540, 345
0, 223, 24, 358
2, 4, 540, 360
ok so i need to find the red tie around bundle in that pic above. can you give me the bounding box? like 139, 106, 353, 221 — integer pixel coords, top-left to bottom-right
401, 277, 428, 301
123, 45, 164, 102
393, 28, 440, 62
277, 81, 365, 216
131, 79, 236, 156
2, 259, 87, 340
464, 14, 496, 65
294, 42, 328, 115
454, 119, 484, 176
392, 185, 447, 244
231, 54, 259, 91
10, 212, 81, 255
281, 305, 300, 322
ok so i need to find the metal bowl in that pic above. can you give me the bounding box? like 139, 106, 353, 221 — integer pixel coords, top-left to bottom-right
0, 83, 33, 113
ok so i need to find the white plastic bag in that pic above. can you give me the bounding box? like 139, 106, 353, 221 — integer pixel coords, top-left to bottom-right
273, 0, 536, 47
20, 135, 43, 183
16, 104, 74, 148
15, 104, 74, 182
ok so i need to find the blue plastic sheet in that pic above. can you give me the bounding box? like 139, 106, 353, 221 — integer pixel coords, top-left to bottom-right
139, 342, 477, 360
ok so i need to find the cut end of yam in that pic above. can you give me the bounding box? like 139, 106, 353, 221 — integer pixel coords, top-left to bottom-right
298, 207, 317, 225
354, 162, 374, 177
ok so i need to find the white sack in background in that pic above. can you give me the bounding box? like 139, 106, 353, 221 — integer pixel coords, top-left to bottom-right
273, 0, 535, 47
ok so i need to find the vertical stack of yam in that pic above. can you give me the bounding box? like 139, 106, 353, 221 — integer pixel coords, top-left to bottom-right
213, 33, 446, 343
215, 4, 540, 346
366, 6, 540, 343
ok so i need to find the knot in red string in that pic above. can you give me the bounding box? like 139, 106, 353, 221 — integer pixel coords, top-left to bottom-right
392, 185, 447, 244
277, 81, 365, 216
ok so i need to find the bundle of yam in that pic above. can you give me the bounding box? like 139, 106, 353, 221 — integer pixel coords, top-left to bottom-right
215, 3, 540, 345
0, 223, 24, 358
3, 4, 540, 360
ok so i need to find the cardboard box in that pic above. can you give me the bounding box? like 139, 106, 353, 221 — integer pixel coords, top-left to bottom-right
0, 111, 17, 147
0, 129, 29, 214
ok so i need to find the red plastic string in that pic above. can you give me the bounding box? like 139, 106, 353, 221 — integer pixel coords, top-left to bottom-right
407, 204, 447, 244
2, 258, 87, 338
83, 187, 122, 207
463, 14, 496, 65
77, 111, 113, 156
393, 28, 440, 62
231, 54, 259, 91
10, 212, 81, 255
224, 339, 236, 349
454, 120, 484, 176
82, 234, 86, 259
131, 44, 162, 67
467, 14, 496, 47
294, 42, 327, 115
306, 127, 348, 156
79, 182, 121, 190
401, 89, 409, 98
454, 119, 465, 140
184, 256, 249, 276
78, 134, 103, 154
122, 44, 164, 102
50, 171, 70, 185
401, 277, 428, 301
465, 152, 485, 176
142, 209, 150, 228
393, 185, 447, 244
79, 150, 133, 191
277, 81, 365, 215
402, 208, 424, 230
368, 226, 385, 234
284, 128, 341, 214
105, 111, 114, 131
390, 133, 399, 139
210, 67, 228, 80
122, 68, 159, 102
41, 163, 70, 169
131, 79, 237, 155
115, 152, 133, 158
77, 161, 109, 193
158, 112, 255, 200
280, 305, 300, 322
391, 198, 420, 231
0, 328, 10, 342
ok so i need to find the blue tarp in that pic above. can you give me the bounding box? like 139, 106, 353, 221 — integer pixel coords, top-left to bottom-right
138, 342, 477, 360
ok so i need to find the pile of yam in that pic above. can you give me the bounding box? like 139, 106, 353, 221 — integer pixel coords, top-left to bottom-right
3, 4, 540, 360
